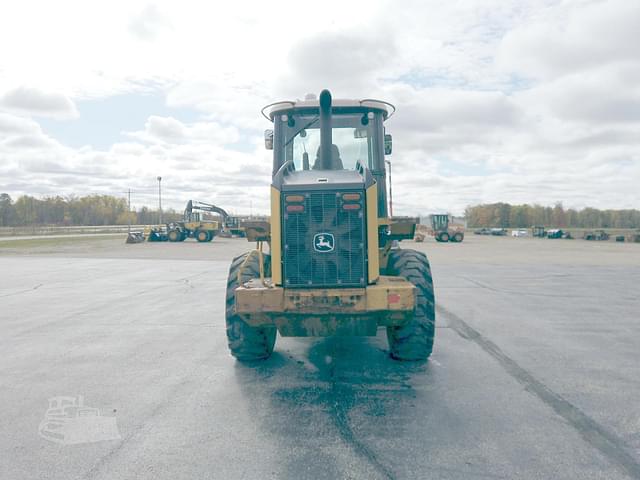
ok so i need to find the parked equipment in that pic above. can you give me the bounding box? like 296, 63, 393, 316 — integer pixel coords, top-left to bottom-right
547, 229, 573, 239
430, 214, 464, 243
532, 225, 546, 238
225, 90, 434, 361
173, 200, 223, 242
125, 231, 145, 243
146, 200, 244, 243
413, 224, 428, 242
626, 230, 640, 243
183, 200, 245, 239
583, 230, 609, 241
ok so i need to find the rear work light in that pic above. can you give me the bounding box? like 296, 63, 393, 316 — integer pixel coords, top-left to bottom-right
342, 204, 361, 211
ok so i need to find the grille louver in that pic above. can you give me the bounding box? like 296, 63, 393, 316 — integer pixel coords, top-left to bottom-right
283, 191, 366, 287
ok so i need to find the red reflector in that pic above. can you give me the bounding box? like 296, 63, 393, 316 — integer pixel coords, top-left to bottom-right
343, 203, 360, 210
286, 195, 304, 203
388, 293, 401, 304
286, 205, 304, 213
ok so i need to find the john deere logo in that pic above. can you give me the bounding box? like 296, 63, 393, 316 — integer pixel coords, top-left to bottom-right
313, 233, 335, 252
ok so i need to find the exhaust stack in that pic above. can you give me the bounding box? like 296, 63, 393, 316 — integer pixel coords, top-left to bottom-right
319, 89, 332, 170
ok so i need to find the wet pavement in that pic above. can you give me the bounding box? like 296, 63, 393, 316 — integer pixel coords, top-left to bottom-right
1, 237, 639, 479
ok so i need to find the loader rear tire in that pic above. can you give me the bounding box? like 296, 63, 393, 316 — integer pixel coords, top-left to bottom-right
168, 230, 181, 242
452, 232, 464, 243
225, 252, 277, 361
386, 249, 435, 361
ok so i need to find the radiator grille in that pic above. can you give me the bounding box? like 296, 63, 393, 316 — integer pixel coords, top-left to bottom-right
283, 191, 366, 287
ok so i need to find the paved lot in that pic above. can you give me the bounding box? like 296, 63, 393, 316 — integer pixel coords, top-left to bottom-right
1, 235, 639, 479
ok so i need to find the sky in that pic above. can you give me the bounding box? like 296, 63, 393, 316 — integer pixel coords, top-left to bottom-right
0, 0, 638, 216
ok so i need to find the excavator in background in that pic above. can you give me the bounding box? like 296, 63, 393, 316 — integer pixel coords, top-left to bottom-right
185, 200, 245, 237
147, 200, 244, 242
169, 200, 244, 242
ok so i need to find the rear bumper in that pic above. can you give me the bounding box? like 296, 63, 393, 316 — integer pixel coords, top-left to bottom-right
235, 276, 416, 336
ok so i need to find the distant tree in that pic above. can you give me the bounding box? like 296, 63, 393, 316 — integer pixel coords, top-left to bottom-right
464, 202, 640, 229
551, 202, 567, 227
0, 193, 16, 226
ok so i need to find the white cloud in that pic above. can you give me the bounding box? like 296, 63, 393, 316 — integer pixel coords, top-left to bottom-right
128, 4, 173, 41
0, 87, 79, 119
125, 115, 240, 145
0, 0, 638, 215
498, 0, 640, 79
0, 112, 42, 136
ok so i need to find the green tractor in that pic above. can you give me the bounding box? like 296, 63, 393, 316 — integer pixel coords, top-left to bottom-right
225, 90, 435, 361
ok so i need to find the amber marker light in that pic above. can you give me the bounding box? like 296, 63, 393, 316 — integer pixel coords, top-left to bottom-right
342, 193, 361, 201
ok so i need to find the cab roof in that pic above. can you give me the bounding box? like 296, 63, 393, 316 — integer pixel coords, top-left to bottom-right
262, 97, 395, 122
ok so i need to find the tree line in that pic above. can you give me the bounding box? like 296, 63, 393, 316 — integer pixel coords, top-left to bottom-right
2, 193, 638, 229
0, 193, 181, 227
464, 202, 640, 229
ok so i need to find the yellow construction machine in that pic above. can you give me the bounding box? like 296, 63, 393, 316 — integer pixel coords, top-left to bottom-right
225, 90, 435, 361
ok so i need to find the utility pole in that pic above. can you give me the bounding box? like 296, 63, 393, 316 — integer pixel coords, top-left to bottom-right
385, 160, 393, 217
127, 188, 131, 234
157, 176, 163, 225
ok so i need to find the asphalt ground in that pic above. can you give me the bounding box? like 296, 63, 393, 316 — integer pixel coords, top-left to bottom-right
1, 235, 639, 479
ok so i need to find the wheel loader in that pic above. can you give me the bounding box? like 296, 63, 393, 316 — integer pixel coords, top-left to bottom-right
430, 214, 464, 242
225, 90, 435, 361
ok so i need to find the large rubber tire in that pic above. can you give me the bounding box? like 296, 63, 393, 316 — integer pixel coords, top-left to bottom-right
452, 232, 464, 243
196, 230, 209, 242
386, 249, 435, 361
225, 252, 277, 361
168, 230, 181, 242
206, 232, 214, 242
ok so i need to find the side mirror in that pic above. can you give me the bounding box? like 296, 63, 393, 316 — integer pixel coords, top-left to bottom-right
264, 129, 274, 150
384, 134, 392, 155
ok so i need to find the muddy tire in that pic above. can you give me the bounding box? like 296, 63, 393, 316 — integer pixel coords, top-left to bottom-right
386, 249, 435, 361
225, 252, 277, 361
168, 230, 181, 242
452, 232, 464, 243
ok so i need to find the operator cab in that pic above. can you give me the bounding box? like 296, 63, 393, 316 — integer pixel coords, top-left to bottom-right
264, 95, 393, 173
263, 93, 395, 218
